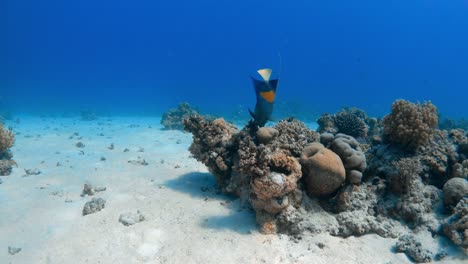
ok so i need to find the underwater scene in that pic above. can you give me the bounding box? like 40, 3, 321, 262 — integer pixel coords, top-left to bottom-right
1, 0, 468, 263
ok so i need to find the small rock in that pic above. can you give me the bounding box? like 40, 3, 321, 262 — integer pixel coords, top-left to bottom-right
80, 183, 106, 197
75, 142, 85, 148
24, 168, 41, 176
118, 210, 145, 226
108, 143, 114, 150
8, 246, 22, 255
56, 162, 62, 167
82, 198, 106, 216
443, 177, 468, 210
434, 250, 447, 261
174, 164, 181, 169
137, 147, 144, 152
395, 234, 432, 263
100, 156, 106, 161
0, 178, 3, 184
316, 242, 326, 249
123, 148, 130, 152
128, 157, 148, 166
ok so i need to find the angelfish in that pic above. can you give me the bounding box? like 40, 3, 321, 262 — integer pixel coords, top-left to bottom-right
249, 68, 279, 127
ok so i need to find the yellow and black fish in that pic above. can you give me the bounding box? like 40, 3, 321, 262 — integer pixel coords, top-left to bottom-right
249, 68, 279, 127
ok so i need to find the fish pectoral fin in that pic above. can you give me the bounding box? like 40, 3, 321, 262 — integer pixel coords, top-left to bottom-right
248, 108, 256, 119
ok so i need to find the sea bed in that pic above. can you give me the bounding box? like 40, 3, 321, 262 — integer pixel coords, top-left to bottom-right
0, 115, 462, 263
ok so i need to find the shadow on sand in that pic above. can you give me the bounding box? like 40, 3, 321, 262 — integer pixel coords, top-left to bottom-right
164, 171, 257, 234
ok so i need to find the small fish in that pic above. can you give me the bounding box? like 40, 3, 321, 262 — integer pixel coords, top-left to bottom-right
249, 68, 279, 127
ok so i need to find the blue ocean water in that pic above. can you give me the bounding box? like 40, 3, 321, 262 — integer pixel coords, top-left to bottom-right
2, 0, 468, 119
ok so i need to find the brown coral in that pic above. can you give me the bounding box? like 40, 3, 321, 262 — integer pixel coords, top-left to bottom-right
300, 143, 346, 197
329, 134, 367, 184
250, 150, 302, 213
256, 127, 279, 145
382, 100, 438, 151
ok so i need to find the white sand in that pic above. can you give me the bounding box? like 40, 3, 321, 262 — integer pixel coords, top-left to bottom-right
0, 116, 458, 263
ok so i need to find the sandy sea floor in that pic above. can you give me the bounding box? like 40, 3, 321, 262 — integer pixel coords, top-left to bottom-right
0, 116, 462, 263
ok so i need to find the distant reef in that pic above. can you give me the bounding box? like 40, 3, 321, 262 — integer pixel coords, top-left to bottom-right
0, 121, 16, 176
184, 99, 468, 262
161, 102, 216, 130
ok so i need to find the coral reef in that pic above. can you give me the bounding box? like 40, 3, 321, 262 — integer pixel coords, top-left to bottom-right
382, 100, 438, 151
185, 99, 468, 260
0, 123, 15, 176
161, 102, 200, 130
184, 115, 318, 233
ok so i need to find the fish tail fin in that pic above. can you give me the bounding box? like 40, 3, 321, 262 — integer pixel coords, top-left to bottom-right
248, 108, 256, 119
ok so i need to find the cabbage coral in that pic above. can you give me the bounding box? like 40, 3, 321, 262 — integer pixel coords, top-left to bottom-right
382, 100, 438, 151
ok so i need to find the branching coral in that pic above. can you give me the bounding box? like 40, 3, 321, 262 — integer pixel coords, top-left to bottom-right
382, 100, 438, 151
317, 108, 369, 139
334, 111, 368, 138
270, 118, 319, 156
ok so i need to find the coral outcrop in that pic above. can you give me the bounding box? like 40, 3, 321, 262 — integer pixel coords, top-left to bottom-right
0, 123, 15, 176
183, 115, 238, 187
184, 99, 468, 261
161, 102, 200, 130
184, 115, 319, 233
382, 100, 438, 151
